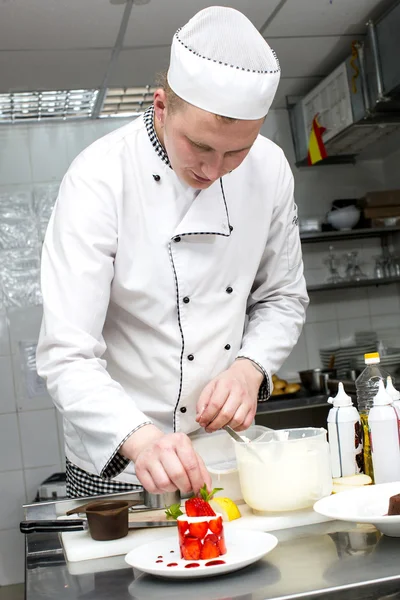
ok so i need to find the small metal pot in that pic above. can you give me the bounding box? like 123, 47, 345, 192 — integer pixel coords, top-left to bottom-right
143, 489, 181, 510
345, 369, 361, 381
299, 368, 337, 394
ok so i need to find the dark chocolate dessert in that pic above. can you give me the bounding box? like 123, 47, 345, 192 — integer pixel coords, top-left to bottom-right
388, 493, 400, 516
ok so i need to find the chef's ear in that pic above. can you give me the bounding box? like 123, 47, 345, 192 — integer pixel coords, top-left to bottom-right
153, 89, 167, 127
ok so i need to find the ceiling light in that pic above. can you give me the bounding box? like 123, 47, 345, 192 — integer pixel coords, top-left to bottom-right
0, 89, 99, 123
101, 86, 155, 117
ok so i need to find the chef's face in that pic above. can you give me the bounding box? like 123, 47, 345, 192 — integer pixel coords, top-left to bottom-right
153, 89, 265, 189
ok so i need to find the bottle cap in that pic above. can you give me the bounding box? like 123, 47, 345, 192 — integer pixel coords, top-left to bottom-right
372, 379, 393, 406
386, 376, 400, 401
364, 352, 380, 365
327, 382, 353, 407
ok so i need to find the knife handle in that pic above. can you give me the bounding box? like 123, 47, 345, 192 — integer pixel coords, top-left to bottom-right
20, 519, 85, 534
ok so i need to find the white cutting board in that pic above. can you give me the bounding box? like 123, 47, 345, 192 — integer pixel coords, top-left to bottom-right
61, 503, 331, 563
61, 525, 175, 563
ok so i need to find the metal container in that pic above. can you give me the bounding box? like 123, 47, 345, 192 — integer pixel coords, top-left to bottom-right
299, 368, 337, 393
143, 489, 181, 510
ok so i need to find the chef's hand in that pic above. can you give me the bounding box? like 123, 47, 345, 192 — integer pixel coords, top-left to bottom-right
120, 425, 212, 495
196, 359, 264, 433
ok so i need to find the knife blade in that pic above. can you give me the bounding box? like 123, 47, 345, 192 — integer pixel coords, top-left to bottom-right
20, 517, 176, 534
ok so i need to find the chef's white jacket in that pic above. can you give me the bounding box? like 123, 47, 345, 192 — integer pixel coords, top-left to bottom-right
36, 111, 308, 484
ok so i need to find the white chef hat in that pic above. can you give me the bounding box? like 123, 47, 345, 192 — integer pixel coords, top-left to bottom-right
167, 6, 280, 120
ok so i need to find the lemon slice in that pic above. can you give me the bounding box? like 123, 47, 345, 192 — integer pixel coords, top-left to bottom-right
209, 497, 241, 521
333, 474, 372, 486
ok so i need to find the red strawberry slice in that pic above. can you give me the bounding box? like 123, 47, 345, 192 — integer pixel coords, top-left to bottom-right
209, 516, 223, 535
203, 534, 219, 545
178, 520, 189, 546
218, 534, 227, 555
181, 536, 202, 560
185, 498, 216, 517
177, 520, 188, 535
188, 521, 209, 539
200, 538, 220, 560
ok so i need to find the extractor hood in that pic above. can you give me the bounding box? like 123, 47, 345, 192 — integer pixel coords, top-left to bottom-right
289, 0, 400, 166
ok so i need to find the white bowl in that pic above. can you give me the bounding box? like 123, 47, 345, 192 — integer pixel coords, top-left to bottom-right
313, 481, 400, 537
326, 206, 360, 230
235, 428, 333, 512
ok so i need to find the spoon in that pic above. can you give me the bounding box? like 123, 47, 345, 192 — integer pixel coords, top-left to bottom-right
223, 425, 266, 463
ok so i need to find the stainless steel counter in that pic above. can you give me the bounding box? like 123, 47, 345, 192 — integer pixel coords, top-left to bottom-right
24, 493, 400, 600
256, 394, 329, 414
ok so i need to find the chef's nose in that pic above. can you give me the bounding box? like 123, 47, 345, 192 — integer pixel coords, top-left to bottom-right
201, 154, 226, 181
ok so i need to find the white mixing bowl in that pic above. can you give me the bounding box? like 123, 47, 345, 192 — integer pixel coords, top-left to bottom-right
326, 206, 360, 230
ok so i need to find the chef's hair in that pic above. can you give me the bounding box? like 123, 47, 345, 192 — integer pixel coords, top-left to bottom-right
155, 70, 237, 123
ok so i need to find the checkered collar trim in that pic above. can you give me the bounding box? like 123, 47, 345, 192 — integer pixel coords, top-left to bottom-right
144, 105, 172, 169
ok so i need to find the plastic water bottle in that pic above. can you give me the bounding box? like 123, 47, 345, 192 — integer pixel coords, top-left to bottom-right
327, 383, 363, 477
368, 380, 400, 484
355, 352, 391, 480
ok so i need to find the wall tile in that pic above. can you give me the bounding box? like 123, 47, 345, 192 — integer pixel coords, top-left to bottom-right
29, 125, 70, 182
304, 268, 327, 286
24, 464, 62, 503
334, 289, 370, 320
371, 313, 400, 333
304, 321, 341, 368
7, 306, 43, 354
56, 409, 66, 467
338, 317, 372, 346
278, 331, 309, 381
0, 128, 32, 185
302, 244, 329, 270
368, 285, 400, 316
0, 356, 17, 414
97, 117, 132, 135
18, 409, 60, 469
0, 311, 11, 356
0, 471, 26, 530
0, 528, 25, 585
0, 414, 22, 471
361, 238, 382, 268
65, 121, 104, 164
306, 291, 337, 323
13, 352, 53, 412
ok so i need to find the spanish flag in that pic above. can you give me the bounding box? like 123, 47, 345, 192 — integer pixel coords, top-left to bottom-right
307, 115, 327, 165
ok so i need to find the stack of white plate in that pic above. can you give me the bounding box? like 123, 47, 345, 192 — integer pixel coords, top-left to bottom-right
320, 344, 377, 378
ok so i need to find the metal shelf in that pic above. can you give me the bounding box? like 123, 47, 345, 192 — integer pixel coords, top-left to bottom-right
307, 276, 400, 292
300, 226, 400, 243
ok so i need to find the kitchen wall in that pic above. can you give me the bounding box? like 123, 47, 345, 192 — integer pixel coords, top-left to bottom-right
261, 111, 400, 381
382, 147, 400, 189
0, 109, 399, 584
0, 116, 131, 586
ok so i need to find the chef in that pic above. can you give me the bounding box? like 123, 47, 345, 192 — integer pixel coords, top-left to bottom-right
36, 6, 308, 498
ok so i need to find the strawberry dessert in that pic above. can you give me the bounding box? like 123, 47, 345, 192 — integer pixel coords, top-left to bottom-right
166, 485, 227, 561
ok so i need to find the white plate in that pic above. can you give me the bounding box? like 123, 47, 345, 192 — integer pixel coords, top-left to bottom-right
125, 529, 278, 579
314, 482, 400, 536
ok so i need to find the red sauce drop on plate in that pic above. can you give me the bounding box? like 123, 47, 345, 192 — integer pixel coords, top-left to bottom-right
167, 563, 178, 567
184, 562, 200, 568
155, 560, 163, 563
170, 550, 175, 553
157, 555, 163, 558
205, 560, 226, 567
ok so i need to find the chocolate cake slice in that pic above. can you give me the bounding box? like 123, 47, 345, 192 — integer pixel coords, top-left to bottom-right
388, 493, 400, 516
